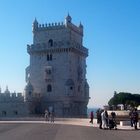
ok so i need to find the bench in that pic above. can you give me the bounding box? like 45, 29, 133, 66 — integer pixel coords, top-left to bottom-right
120, 121, 140, 127
120, 121, 130, 126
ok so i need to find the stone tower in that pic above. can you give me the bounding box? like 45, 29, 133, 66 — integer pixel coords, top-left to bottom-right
25, 15, 89, 117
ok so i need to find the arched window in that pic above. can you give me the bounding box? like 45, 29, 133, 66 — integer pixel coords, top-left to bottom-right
47, 84, 52, 92
70, 86, 73, 90
48, 39, 53, 47
50, 54, 52, 60
28, 91, 32, 96
47, 54, 50, 61
2, 111, 6, 116
47, 54, 52, 61
14, 111, 18, 115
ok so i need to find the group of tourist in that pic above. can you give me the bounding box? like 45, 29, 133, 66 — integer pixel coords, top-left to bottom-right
97, 109, 117, 129
90, 109, 117, 129
90, 108, 139, 130
44, 109, 55, 122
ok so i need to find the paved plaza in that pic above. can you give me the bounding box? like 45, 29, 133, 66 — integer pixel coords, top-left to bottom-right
0, 119, 140, 140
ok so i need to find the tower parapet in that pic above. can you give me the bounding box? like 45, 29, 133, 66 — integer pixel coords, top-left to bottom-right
65, 14, 83, 35
0, 91, 24, 103
27, 41, 88, 57
24, 81, 34, 101
32, 14, 83, 36
65, 13, 72, 22
32, 20, 65, 33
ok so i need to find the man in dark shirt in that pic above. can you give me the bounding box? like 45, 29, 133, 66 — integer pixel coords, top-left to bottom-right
133, 108, 138, 130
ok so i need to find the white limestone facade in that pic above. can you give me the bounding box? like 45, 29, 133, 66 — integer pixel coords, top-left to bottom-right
25, 15, 89, 117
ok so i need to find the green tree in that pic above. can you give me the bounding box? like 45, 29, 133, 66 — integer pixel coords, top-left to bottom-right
108, 92, 140, 109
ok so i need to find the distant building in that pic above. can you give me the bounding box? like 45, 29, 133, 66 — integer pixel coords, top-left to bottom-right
25, 14, 89, 117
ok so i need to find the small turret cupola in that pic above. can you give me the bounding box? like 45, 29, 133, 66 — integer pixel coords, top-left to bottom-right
79, 22, 83, 34
32, 18, 38, 32
84, 80, 89, 98
65, 13, 72, 24
25, 81, 34, 92
79, 22, 83, 29
4, 86, 10, 94
25, 81, 34, 101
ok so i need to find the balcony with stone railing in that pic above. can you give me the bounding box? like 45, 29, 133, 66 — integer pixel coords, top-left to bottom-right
42, 94, 89, 103
27, 41, 88, 56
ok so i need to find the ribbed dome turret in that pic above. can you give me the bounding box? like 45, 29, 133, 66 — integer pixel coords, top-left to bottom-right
25, 81, 34, 91
4, 86, 10, 94
65, 13, 72, 23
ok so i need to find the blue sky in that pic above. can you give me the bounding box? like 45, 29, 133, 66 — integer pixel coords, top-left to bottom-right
0, 0, 140, 108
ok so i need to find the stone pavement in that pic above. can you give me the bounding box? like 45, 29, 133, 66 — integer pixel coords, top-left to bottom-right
0, 118, 140, 140
0, 118, 139, 130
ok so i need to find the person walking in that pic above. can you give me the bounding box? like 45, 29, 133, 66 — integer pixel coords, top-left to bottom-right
89, 111, 94, 124
104, 110, 109, 127
44, 109, 49, 121
101, 110, 108, 129
133, 108, 138, 130
129, 109, 134, 127
110, 111, 117, 129
99, 109, 103, 129
96, 109, 100, 124
50, 110, 55, 122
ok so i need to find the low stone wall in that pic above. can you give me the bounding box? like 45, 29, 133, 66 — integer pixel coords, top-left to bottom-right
107, 110, 140, 121
0, 117, 89, 122
120, 121, 140, 127
120, 121, 131, 126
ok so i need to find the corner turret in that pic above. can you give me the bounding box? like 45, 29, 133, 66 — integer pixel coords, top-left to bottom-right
4, 86, 10, 94
32, 18, 38, 32
79, 22, 83, 35
65, 13, 72, 24
25, 81, 34, 101
79, 22, 83, 29
4, 86, 10, 97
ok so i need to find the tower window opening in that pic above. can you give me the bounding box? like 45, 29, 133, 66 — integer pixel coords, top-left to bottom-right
14, 111, 18, 115
29, 91, 32, 96
47, 69, 51, 74
45, 69, 52, 75
47, 54, 53, 61
2, 111, 6, 116
48, 39, 53, 47
47, 54, 50, 61
70, 86, 73, 90
47, 84, 52, 92
50, 54, 52, 60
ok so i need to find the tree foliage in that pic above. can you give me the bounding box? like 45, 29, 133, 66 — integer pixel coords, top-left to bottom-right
108, 92, 140, 108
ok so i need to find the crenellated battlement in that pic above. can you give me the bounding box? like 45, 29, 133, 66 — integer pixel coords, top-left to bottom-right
40, 22, 64, 27
33, 14, 83, 35
0, 92, 24, 102
32, 20, 66, 32
66, 22, 83, 35
0, 86, 24, 103
33, 21, 65, 31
